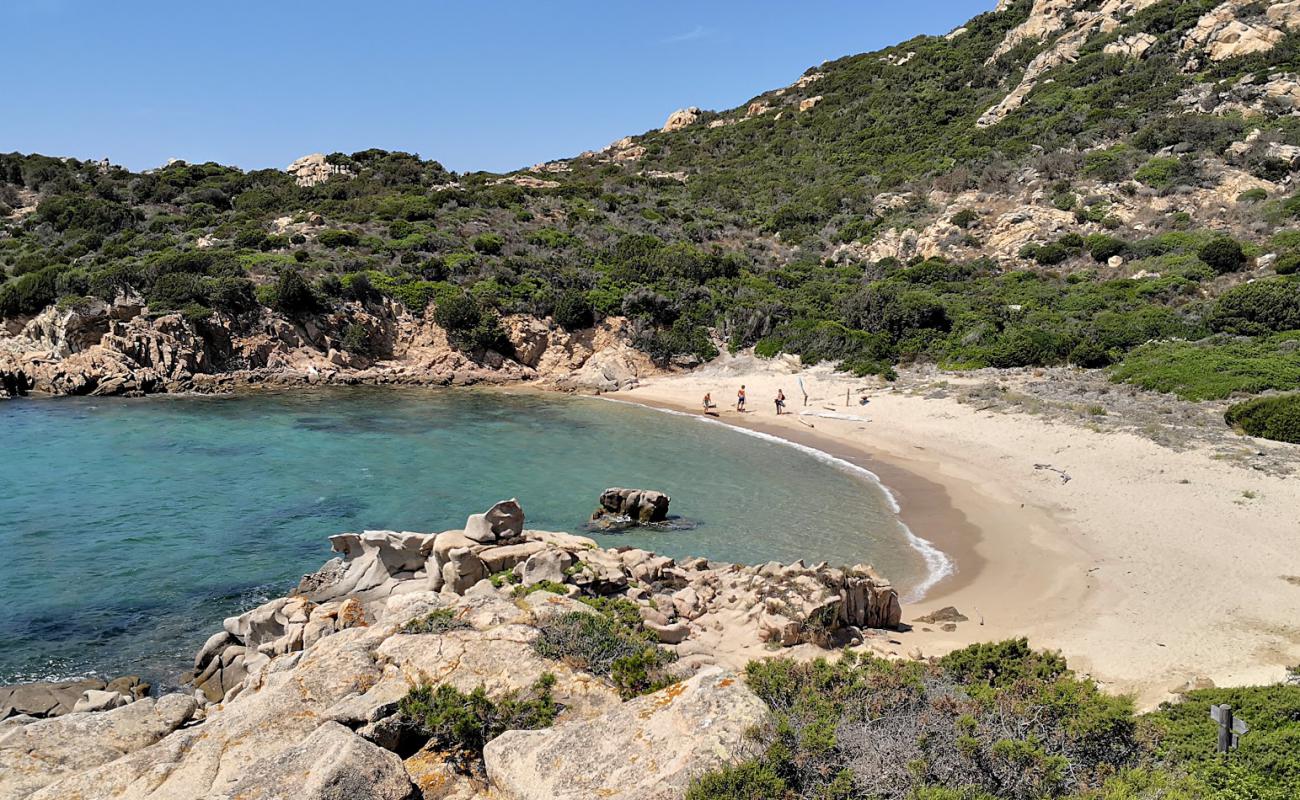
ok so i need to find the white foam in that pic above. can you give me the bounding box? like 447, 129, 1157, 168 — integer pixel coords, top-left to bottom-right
596, 397, 955, 602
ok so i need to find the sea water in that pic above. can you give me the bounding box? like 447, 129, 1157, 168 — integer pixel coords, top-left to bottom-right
0, 388, 929, 686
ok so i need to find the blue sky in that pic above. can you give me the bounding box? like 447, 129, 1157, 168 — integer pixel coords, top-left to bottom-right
5, 1, 995, 174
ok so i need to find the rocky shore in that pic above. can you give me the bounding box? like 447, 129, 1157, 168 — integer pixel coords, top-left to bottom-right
0, 295, 662, 398
0, 500, 900, 800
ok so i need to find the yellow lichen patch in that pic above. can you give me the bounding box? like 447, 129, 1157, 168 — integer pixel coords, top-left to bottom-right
637, 680, 688, 719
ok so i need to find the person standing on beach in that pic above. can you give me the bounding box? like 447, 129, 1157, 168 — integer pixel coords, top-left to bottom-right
775, 389, 786, 415
703, 392, 714, 412
737, 385, 746, 412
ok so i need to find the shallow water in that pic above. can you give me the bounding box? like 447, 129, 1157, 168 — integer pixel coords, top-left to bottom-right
0, 387, 926, 686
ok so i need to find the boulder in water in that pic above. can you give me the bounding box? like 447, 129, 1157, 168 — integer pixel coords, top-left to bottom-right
592, 487, 671, 525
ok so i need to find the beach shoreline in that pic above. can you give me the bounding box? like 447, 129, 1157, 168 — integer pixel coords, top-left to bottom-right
612, 355, 1300, 708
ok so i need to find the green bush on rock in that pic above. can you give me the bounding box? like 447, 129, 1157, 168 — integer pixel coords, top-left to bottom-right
397, 674, 557, 770
532, 605, 675, 699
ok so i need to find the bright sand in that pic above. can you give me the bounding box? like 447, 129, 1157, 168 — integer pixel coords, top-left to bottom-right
616, 356, 1300, 708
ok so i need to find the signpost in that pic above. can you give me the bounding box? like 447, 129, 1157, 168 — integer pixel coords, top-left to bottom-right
1209, 704, 1249, 753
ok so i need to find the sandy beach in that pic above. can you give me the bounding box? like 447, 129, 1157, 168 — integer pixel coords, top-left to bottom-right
615, 354, 1300, 708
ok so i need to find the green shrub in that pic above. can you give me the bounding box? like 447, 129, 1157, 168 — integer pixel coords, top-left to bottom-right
317, 228, 360, 248
532, 609, 675, 699
1148, 683, 1300, 799
1197, 237, 1247, 274
0, 266, 62, 318
950, 209, 979, 229
397, 674, 557, 769
1111, 334, 1300, 400
1238, 187, 1269, 203
552, 289, 595, 331
271, 269, 319, 316
691, 643, 1148, 800
1208, 279, 1300, 335
1275, 254, 1300, 276
1224, 394, 1300, 444
1085, 234, 1127, 263
471, 232, 505, 255
400, 608, 471, 634
433, 289, 511, 353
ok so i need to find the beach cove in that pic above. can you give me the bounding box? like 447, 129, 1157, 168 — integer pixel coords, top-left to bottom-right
615, 354, 1300, 708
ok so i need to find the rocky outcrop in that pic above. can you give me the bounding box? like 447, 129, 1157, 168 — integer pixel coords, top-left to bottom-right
1182, 1, 1300, 67
1, 677, 150, 720
592, 487, 671, 523
502, 315, 659, 391
1105, 32, 1158, 59
0, 694, 196, 799
484, 667, 770, 800
662, 107, 702, 132
0, 293, 662, 397
286, 153, 354, 187
194, 501, 901, 708
4, 499, 902, 800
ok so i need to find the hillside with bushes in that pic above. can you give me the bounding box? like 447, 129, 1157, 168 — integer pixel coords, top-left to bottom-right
4, 0, 1300, 427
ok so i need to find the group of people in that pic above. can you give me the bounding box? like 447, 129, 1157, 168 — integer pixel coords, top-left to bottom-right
702, 385, 787, 415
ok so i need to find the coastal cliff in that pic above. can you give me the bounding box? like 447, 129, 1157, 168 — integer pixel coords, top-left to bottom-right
0, 500, 900, 800
0, 297, 661, 397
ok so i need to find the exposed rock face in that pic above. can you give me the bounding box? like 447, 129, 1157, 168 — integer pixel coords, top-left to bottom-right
661, 106, 702, 132
0, 694, 197, 799
484, 668, 770, 800
593, 487, 671, 523
1182, 0, 1300, 67
1105, 31, 1158, 59
285, 153, 354, 187
1, 297, 661, 397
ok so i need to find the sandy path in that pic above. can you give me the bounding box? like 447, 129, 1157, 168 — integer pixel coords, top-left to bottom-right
616, 355, 1300, 708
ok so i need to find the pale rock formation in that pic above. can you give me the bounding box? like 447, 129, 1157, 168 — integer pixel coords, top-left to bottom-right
1183, 72, 1300, 116
483, 668, 770, 800
1, 678, 146, 720
792, 71, 824, 89
217, 720, 414, 800
72, 691, 132, 714
0, 694, 196, 799
1182, 1, 1300, 67
746, 101, 772, 118
662, 107, 702, 132
1105, 32, 1158, 59
799, 95, 825, 112
463, 498, 525, 544
494, 174, 561, 190
285, 153, 353, 187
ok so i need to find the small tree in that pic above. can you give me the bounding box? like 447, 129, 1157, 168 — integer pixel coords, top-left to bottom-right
1198, 236, 1247, 274
273, 269, 319, 316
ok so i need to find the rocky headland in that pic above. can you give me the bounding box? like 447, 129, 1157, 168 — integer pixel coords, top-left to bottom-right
0, 499, 900, 800
0, 296, 661, 398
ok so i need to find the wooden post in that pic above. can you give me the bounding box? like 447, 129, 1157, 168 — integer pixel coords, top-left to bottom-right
1218, 705, 1233, 754
846, 387, 850, 406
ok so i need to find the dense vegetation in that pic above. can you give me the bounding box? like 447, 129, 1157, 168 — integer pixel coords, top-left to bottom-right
686, 641, 1300, 800
3, 0, 1300, 420
1224, 392, 1300, 443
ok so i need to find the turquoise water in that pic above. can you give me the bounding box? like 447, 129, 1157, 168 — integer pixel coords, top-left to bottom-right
0, 388, 926, 686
